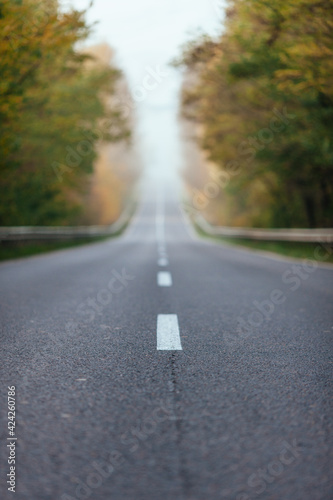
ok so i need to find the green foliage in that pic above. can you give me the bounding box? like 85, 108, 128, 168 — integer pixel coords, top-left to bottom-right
0, 0, 128, 225
177, 0, 333, 228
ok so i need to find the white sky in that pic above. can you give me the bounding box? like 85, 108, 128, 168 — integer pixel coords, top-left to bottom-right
66, 0, 226, 180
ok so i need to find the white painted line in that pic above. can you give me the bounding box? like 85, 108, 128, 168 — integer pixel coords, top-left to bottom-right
157, 271, 172, 287
155, 189, 165, 242
157, 314, 182, 350
156, 216, 165, 242
158, 257, 169, 266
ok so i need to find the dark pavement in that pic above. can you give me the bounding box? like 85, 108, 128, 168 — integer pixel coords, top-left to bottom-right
0, 181, 332, 500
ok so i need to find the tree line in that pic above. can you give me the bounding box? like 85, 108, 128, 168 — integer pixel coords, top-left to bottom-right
0, 0, 129, 226
176, 0, 333, 228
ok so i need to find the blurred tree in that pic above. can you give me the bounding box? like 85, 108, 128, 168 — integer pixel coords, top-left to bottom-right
0, 0, 129, 225
176, 0, 333, 228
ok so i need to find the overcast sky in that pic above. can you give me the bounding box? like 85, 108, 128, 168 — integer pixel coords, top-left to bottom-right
67, 0, 226, 180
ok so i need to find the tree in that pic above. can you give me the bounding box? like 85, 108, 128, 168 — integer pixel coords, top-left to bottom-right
176, 0, 333, 227
0, 0, 129, 225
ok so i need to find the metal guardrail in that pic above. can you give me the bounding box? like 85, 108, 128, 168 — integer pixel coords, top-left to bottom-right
1, 205, 332, 244
194, 214, 333, 243
0, 202, 135, 242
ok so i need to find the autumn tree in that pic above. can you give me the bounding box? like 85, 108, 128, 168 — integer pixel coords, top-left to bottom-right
176, 0, 333, 228
0, 0, 129, 225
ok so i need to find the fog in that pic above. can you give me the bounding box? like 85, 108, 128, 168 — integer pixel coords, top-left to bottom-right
67, 0, 225, 186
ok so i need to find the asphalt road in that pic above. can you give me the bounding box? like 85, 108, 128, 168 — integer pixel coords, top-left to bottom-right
0, 180, 332, 500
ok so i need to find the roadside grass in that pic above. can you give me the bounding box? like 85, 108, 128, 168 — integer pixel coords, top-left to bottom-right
0, 198, 137, 262
0, 236, 113, 262
195, 224, 333, 264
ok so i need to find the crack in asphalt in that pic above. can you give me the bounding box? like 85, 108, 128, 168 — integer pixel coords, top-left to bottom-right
169, 352, 192, 499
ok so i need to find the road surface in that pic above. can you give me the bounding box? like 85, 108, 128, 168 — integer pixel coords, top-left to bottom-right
1, 180, 332, 500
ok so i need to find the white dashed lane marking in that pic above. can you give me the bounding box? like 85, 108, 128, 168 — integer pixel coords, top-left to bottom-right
157, 314, 182, 350
155, 190, 165, 243
157, 271, 172, 287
